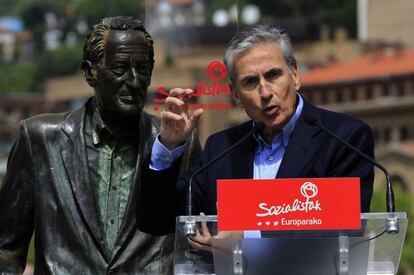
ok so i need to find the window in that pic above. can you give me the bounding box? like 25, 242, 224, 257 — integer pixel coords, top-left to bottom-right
383, 127, 391, 143
335, 90, 343, 103
350, 87, 357, 102
382, 82, 390, 97
396, 81, 404, 96
400, 126, 409, 141
366, 84, 373, 100
320, 89, 328, 105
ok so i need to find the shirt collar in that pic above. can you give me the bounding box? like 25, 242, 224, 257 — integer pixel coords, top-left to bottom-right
89, 99, 142, 145
88, 100, 111, 146
253, 93, 304, 149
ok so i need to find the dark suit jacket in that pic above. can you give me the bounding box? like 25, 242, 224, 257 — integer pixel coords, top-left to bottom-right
0, 100, 200, 274
180, 100, 374, 216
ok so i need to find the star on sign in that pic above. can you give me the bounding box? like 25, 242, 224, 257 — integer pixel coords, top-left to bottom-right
266, 221, 270, 226
257, 222, 262, 226
273, 221, 279, 226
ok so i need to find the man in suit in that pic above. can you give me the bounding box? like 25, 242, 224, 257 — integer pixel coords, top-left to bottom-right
0, 16, 200, 274
152, 25, 374, 247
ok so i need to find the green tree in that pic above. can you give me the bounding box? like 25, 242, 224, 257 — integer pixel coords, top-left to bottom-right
0, 62, 38, 92
12, 0, 71, 53
0, 0, 17, 15
247, 0, 357, 38
37, 43, 83, 77
77, 0, 145, 25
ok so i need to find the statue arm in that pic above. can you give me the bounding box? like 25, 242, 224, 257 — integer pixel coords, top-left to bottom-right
0, 121, 35, 273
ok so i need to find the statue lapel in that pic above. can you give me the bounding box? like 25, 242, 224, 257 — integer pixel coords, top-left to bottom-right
60, 107, 110, 261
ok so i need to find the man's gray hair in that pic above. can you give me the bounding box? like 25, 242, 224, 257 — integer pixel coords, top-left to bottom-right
223, 25, 297, 85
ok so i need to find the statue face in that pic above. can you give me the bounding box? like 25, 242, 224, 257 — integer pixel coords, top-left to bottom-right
94, 30, 152, 118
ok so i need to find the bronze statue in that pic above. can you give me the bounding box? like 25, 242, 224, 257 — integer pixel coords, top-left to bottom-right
0, 16, 200, 274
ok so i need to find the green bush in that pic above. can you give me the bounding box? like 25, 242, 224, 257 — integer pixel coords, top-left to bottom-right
0, 63, 37, 93
0, 43, 83, 95
37, 43, 83, 77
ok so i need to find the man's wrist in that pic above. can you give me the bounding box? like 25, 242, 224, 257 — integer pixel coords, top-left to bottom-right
150, 135, 186, 170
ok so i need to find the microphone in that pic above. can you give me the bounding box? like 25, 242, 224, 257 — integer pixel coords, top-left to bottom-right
184, 121, 266, 237
304, 114, 398, 233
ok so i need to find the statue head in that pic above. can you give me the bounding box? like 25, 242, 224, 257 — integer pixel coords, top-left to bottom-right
81, 16, 154, 121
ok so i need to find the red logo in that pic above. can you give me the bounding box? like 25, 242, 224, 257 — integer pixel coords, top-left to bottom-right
205, 61, 227, 82
217, 178, 361, 231
152, 61, 232, 111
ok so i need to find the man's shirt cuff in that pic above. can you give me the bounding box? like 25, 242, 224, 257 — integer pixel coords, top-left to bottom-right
150, 134, 186, 170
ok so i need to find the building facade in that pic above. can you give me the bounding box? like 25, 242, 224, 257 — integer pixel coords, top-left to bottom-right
300, 48, 414, 193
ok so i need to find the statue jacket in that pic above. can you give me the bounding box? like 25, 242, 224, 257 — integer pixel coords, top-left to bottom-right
0, 99, 200, 274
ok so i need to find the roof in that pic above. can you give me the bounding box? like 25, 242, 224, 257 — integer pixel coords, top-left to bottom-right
300, 48, 414, 86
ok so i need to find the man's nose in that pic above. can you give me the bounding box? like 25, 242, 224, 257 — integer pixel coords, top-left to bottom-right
126, 67, 140, 88
258, 77, 271, 100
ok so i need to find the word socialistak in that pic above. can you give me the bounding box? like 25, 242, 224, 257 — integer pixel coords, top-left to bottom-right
256, 199, 322, 217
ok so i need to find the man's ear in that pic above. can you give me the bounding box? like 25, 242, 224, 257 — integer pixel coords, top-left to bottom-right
81, 60, 97, 87
291, 65, 301, 91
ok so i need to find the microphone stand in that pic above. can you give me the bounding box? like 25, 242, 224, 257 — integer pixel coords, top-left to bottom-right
304, 114, 398, 233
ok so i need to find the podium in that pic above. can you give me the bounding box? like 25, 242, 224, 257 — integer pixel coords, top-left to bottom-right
174, 213, 407, 275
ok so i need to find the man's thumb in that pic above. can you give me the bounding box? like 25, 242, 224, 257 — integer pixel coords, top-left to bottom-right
190, 108, 204, 130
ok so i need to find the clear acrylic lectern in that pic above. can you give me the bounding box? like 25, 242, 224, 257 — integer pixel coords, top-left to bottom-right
174, 213, 407, 275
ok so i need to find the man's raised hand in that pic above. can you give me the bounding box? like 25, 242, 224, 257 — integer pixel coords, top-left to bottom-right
160, 88, 203, 150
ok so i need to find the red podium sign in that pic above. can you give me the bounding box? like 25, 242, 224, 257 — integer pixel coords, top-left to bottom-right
217, 178, 361, 231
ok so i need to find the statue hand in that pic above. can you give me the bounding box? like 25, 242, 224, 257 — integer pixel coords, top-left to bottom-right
160, 88, 203, 150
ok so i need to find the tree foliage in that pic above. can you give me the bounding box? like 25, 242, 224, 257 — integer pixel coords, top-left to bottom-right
247, 0, 357, 37
0, 0, 16, 15
37, 43, 83, 77
11, 0, 72, 52
77, 0, 145, 26
0, 62, 37, 93
203, 0, 357, 37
